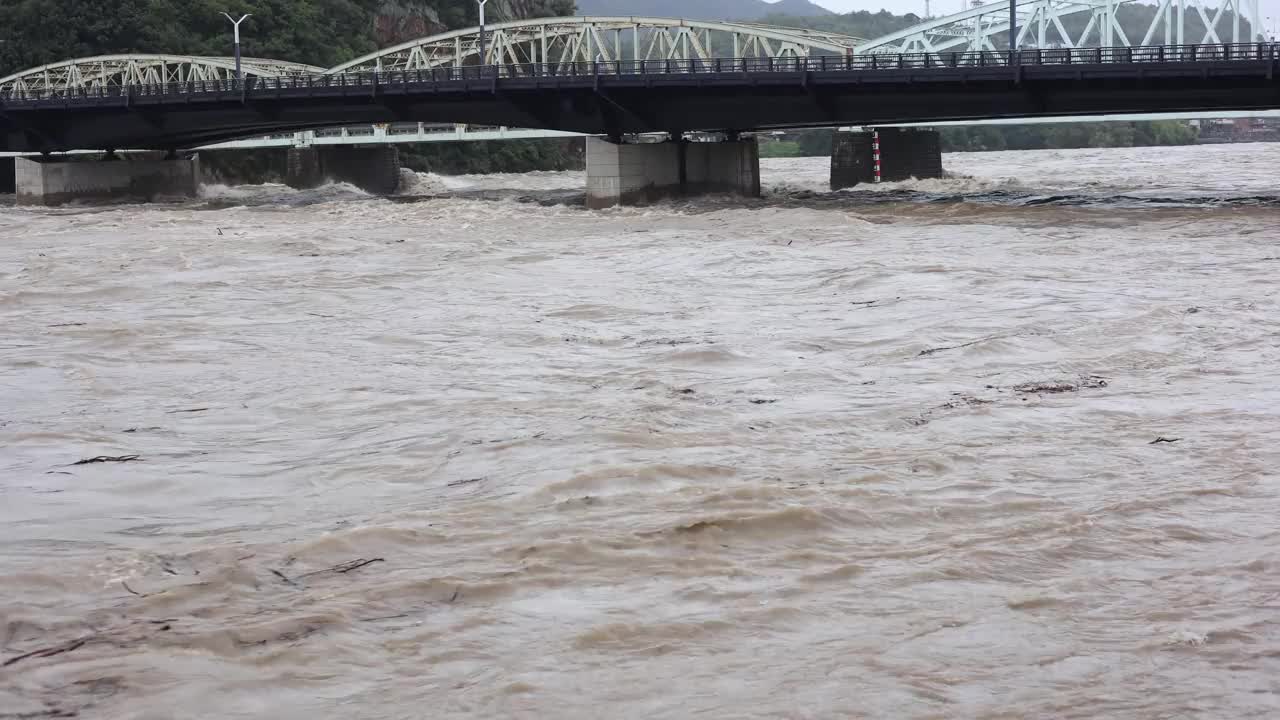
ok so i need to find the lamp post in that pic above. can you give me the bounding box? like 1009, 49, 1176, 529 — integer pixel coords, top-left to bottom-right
1009, 0, 1016, 56
221, 12, 251, 80
477, 0, 490, 68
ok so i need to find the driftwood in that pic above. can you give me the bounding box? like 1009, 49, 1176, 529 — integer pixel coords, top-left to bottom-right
71, 455, 140, 466
918, 338, 988, 357
299, 558, 385, 577
2, 638, 90, 668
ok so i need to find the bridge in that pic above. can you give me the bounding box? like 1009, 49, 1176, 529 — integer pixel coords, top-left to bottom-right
5, 43, 1279, 147
0, 2, 1272, 204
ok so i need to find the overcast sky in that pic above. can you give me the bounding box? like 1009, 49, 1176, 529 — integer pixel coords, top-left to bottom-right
800, 0, 1280, 37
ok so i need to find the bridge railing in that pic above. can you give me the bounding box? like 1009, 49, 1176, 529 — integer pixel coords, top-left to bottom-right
3, 43, 1277, 101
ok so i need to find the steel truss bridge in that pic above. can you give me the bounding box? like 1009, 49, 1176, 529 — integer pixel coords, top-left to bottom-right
857, 0, 1263, 54
0, 6, 1272, 154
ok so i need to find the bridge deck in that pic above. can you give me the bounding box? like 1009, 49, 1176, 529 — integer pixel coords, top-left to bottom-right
3, 44, 1280, 152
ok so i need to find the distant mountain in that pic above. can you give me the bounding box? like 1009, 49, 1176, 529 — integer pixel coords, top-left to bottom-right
574, 0, 833, 22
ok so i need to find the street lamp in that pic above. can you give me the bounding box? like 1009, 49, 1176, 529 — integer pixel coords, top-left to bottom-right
221, 12, 251, 80
1009, 0, 1016, 55
477, 0, 490, 68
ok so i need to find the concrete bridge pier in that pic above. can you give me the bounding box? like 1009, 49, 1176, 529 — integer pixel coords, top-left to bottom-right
13, 153, 200, 206
585, 136, 760, 209
285, 146, 401, 195
830, 128, 943, 189
0, 159, 15, 194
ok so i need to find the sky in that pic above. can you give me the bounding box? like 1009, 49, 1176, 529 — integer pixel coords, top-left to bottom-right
798, 0, 1280, 37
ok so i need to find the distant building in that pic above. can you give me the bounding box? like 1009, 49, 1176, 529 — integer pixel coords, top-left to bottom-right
1198, 117, 1280, 143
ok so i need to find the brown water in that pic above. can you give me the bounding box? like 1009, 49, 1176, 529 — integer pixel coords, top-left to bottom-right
2, 143, 1279, 719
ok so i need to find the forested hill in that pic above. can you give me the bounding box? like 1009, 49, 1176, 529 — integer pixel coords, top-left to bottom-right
760, 9, 922, 40
0, 0, 573, 75
574, 0, 830, 22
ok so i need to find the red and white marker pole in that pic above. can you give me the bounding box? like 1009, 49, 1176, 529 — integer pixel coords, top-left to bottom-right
871, 129, 882, 183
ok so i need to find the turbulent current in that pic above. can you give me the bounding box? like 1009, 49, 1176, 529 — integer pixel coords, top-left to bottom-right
2, 143, 1279, 719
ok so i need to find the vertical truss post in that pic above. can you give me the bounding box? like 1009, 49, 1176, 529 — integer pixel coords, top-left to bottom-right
1037, 2, 1047, 47
476, 0, 489, 66
1104, 0, 1113, 46
1009, 0, 1017, 49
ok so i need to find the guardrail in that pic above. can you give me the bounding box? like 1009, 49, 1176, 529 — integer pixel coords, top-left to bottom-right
3, 43, 1278, 102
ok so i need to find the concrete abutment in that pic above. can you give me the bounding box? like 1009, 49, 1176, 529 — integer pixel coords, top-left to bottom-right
585, 137, 760, 209
14, 154, 200, 206
830, 129, 943, 189
285, 146, 401, 195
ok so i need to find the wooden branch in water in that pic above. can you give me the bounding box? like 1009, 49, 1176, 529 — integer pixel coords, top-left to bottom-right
2, 638, 89, 668
0, 708, 78, 718
918, 338, 987, 357
70, 455, 141, 466
297, 557, 386, 579
270, 569, 299, 587
335, 558, 384, 574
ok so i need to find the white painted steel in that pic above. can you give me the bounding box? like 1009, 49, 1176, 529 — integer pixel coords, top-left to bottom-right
325, 16, 866, 74
0, 54, 323, 96
855, 0, 1264, 54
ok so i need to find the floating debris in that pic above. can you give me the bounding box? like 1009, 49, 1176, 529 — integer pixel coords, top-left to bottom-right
71, 455, 141, 466
297, 558, 385, 578
2, 638, 90, 668
1013, 377, 1108, 394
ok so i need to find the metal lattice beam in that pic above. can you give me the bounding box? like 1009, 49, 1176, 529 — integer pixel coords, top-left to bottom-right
855, 0, 1263, 54
325, 16, 865, 73
0, 55, 323, 97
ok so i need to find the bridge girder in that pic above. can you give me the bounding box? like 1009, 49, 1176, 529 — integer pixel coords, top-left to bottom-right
855, 0, 1264, 54
325, 16, 865, 74
0, 55, 324, 97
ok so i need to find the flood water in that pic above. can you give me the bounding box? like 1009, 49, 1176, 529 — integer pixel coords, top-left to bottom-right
2, 143, 1279, 718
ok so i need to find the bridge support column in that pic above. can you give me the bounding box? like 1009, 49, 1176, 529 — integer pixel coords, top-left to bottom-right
0, 158, 15, 194
585, 136, 760, 209
285, 146, 401, 195
830, 129, 943, 190
285, 147, 325, 189
14, 153, 200, 206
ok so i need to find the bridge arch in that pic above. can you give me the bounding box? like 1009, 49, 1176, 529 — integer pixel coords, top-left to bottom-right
855, 0, 1263, 54
0, 55, 324, 97
324, 16, 866, 74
